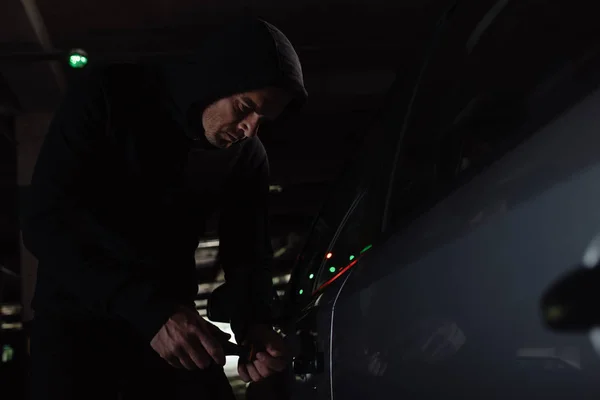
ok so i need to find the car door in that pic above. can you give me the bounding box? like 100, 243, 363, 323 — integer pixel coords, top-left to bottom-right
332, 1, 600, 399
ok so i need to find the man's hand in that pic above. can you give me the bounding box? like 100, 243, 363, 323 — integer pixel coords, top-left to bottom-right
151, 305, 231, 370
238, 324, 288, 383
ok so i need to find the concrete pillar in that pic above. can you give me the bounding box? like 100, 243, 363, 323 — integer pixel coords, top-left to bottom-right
16, 112, 52, 322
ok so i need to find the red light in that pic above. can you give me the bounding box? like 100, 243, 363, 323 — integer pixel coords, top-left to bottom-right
326, 252, 333, 259
313, 259, 359, 295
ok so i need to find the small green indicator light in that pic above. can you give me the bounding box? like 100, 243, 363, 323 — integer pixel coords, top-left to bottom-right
1, 344, 14, 363
329, 266, 336, 273
360, 244, 373, 254
299, 289, 304, 295
309, 273, 314, 279
349, 255, 355, 261
68, 49, 89, 69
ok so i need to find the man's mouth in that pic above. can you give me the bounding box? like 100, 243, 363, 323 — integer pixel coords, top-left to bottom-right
224, 132, 243, 143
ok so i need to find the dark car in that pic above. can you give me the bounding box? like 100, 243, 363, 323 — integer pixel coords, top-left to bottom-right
280, 1, 600, 399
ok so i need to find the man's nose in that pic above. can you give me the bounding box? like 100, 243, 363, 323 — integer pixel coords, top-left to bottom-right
237, 113, 261, 138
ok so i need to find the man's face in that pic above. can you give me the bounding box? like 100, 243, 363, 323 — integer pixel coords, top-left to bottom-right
201, 87, 293, 149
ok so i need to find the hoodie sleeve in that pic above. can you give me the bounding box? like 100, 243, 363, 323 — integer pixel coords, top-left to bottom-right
218, 138, 274, 342
21, 69, 179, 342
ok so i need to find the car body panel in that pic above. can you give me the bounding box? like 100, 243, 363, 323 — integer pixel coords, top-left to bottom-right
333, 86, 600, 399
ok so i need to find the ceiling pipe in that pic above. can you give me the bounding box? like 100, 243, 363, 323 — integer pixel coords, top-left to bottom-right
18, 0, 65, 90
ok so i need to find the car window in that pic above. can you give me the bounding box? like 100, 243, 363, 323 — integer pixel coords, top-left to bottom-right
286, 4, 460, 308
287, 213, 334, 309
288, 171, 388, 311
286, 165, 366, 312
386, 0, 600, 237
287, 96, 405, 310
313, 186, 382, 291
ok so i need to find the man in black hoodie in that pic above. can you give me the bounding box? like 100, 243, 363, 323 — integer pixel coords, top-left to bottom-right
21, 19, 307, 399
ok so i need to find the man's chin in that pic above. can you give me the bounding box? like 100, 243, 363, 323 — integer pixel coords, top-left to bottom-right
204, 134, 228, 149
214, 141, 236, 150
221, 139, 239, 149
216, 137, 239, 149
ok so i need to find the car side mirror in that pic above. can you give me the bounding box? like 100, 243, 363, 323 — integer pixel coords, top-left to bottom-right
541, 267, 600, 331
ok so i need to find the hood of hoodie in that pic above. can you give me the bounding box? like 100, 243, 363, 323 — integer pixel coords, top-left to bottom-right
155, 19, 308, 146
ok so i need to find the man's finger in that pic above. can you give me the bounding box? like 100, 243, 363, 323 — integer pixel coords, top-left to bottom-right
238, 362, 251, 383
176, 350, 199, 370
253, 358, 271, 378
256, 352, 287, 372
207, 322, 232, 341
166, 355, 184, 369
183, 337, 211, 369
194, 327, 225, 366
265, 340, 285, 358
245, 362, 262, 382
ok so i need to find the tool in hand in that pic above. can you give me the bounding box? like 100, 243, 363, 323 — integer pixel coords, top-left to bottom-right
221, 340, 265, 363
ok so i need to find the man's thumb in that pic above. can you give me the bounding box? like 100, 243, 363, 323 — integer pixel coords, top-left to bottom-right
207, 322, 232, 340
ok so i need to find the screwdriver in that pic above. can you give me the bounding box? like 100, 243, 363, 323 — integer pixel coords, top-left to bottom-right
221, 340, 264, 363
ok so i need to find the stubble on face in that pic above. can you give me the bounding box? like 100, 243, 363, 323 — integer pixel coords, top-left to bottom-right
202, 100, 232, 148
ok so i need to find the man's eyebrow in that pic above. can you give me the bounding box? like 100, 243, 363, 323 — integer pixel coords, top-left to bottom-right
241, 96, 259, 111
241, 96, 275, 120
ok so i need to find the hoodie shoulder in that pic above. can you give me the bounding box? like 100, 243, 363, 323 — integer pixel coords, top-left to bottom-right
235, 137, 269, 173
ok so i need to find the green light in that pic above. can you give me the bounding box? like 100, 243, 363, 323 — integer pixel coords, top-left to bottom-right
329, 266, 336, 273
68, 49, 89, 69
360, 244, 373, 254
299, 289, 304, 295
1, 345, 14, 363
309, 273, 314, 279
349, 255, 355, 261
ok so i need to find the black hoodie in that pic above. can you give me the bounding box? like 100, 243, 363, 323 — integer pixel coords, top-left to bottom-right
21, 19, 307, 343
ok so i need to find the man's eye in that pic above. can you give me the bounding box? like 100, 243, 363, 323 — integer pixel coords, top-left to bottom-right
238, 103, 251, 114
